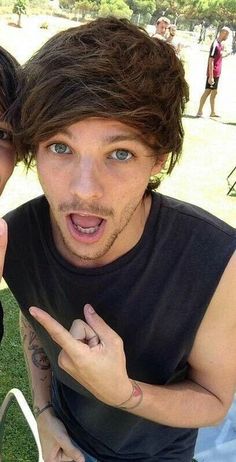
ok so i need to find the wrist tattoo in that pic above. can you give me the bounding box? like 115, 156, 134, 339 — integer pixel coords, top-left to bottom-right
34, 402, 53, 419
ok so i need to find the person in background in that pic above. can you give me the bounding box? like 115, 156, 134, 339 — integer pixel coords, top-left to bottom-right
196, 26, 230, 118
153, 16, 170, 40
0, 46, 20, 343
166, 24, 182, 56
4, 17, 236, 462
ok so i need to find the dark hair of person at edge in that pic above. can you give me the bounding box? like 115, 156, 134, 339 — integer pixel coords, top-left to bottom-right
0, 46, 21, 163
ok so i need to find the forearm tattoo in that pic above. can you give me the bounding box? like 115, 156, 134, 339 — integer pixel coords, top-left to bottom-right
20, 314, 52, 410
20, 315, 50, 370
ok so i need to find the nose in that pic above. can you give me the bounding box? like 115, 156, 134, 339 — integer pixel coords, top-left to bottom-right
69, 156, 104, 200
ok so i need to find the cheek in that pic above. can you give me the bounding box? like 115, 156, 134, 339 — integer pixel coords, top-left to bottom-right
115, 176, 147, 205
0, 150, 15, 193
37, 164, 64, 205
37, 160, 53, 191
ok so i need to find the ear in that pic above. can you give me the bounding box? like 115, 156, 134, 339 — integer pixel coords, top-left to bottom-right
151, 153, 169, 175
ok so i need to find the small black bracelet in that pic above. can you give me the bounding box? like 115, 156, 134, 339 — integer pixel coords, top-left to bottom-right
34, 403, 53, 419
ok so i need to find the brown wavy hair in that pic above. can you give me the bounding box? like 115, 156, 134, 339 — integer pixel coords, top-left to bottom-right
11, 17, 189, 189
0, 46, 20, 117
0, 46, 21, 162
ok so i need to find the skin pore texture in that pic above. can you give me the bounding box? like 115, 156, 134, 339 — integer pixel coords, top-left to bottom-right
36, 118, 164, 268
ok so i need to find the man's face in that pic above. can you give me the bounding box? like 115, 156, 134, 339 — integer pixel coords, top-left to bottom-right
218, 29, 229, 42
36, 118, 163, 268
220, 30, 229, 41
156, 21, 169, 37
0, 119, 15, 194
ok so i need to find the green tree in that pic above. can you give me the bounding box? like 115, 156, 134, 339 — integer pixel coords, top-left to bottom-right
153, 0, 235, 28
74, 0, 98, 18
128, 0, 155, 15
217, 0, 236, 24
13, 0, 27, 27
153, 0, 202, 23
59, 0, 76, 10
175, 0, 236, 26
98, 0, 132, 19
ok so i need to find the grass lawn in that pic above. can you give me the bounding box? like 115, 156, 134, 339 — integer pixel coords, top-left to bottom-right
0, 14, 235, 462
0, 289, 38, 461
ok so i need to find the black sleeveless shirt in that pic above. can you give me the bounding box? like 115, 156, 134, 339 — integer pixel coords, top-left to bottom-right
4, 193, 236, 461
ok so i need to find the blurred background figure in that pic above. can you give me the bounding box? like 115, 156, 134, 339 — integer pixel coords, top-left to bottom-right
198, 21, 206, 44
196, 26, 230, 118
153, 16, 170, 40
166, 24, 182, 56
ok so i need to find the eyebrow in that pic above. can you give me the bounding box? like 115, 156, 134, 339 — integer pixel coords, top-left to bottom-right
103, 134, 146, 144
50, 128, 147, 146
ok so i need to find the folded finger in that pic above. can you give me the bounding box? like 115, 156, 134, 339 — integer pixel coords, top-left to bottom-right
69, 319, 100, 347
29, 307, 89, 356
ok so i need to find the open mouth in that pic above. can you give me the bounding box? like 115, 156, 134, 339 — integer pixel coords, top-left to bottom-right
68, 213, 106, 242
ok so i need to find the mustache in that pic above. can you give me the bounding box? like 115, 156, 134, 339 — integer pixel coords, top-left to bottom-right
59, 200, 114, 217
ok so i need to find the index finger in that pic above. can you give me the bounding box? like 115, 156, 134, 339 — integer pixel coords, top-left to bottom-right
29, 306, 89, 356
0, 219, 7, 278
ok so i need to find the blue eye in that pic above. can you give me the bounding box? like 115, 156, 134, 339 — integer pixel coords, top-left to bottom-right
110, 149, 133, 161
49, 143, 71, 154
0, 130, 11, 141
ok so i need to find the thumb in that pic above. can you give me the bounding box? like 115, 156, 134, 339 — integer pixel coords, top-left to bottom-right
0, 219, 7, 278
84, 304, 118, 343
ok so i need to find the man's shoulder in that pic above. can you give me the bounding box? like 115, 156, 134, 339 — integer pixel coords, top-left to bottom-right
156, 193, 236, 239
4, 195, 48, 267
152, 33, 166, 41
4, 195, 46, 226
4, 195, 48, 254
209, 39, 220, 56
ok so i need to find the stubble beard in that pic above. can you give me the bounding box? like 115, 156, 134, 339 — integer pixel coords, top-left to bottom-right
53, 198, 143, 265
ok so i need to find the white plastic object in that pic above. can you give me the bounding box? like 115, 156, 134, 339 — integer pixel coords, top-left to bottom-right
0, 388, 43, 461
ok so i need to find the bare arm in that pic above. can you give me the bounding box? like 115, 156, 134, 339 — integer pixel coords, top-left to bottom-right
208, 57, 214, 83
29, 252, 236, 429
20, 312, 51, 413
130, 252, 236, 427
20, 313, 85, 462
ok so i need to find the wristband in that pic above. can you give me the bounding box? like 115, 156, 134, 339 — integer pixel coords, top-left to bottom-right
116, 381, 143, 410
34, 403, 53, 419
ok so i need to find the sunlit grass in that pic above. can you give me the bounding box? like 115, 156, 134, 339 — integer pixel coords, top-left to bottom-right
0, 289, 38, 461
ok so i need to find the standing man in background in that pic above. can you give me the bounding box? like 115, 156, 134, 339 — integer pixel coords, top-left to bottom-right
196, 26, 230, 118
